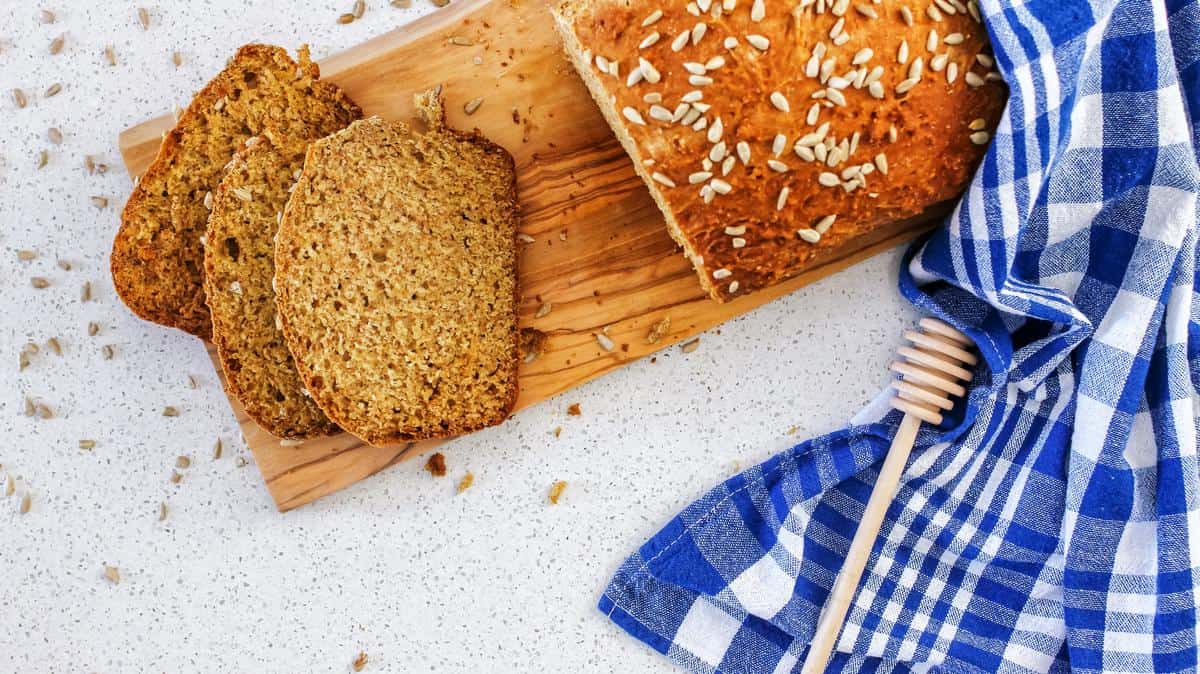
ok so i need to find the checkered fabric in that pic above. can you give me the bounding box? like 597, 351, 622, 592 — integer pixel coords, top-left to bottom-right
599, 0, 1200, 671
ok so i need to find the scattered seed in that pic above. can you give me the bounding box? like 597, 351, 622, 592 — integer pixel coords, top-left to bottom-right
457, 472, 475, 493
681, 338, 700, 353
172, 51, 182, 67
104, 565, 120, 584
175, 456, 191, 469
48, 127, 63, 145
101, 344, 115, 360
338, 12, 356, 23
31, 277, 50, 289
235, 456, 248, 468
19, 492, 31, 514
37, 150, 48, 169
449, 36, 472, 46
19, 351, 31, 371
4, 473, 13, 495
13, 88, 28, 108
534, 302, 552, 319
104, 45, 117, 66
18, 250, 36, 262
81, 281, 92, 302
39, 9, 56, 23
46, 337, 62, 356
49, 34, 65, 55
548, 480, 568, 504
90, 196, 108, 209
392, 0, 412, 6
169, 471, 182, 484
158, 502, 168, 521
45, 83, 62, 98
463, 97, 484, 115
594, 332, 616, 352
162, 406, 179, 417
425, 452, 447, 477
352, 652, 368, 672
213, 438, 223, 460
353, 0, 366, 18
137, 7, 150, 29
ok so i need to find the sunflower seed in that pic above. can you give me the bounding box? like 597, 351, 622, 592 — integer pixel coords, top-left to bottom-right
797, 228, 821, 243
594, 332, 615, 351
104, 45, 117, 66
36, 403, 53, 419
815, 214, 837, 233
639, 32, 660, 49
18, 250, 36, 262
79, 439, 96, 450
746, 34, 769, 51
970, 131, 990, 145
19, 492, 31, 514
767, 159, 789, 172
158, 502, 168, 521
19, 352, 30, 371
47, 338, 62, 356
39, 9, 56, 23
49, 34, 65, 55
670, 30, 690, 52
31, 277, 50, 289
735, 141, 750, 164
235, 456, 248, 468
137, 7, 150, 29
85, 321, 99, 337
965, 71, 985, 87
353, 0, 367, 17
81, 281, 92, 302
174, 455, 191, 470
689, 171, 713, 184
169, 471, 182, 484
12, 88, 28, 108
896, 77, 919, 94
651, 172, 676, 188
4, 473, 13, 495
724, 36, 738, 49
680, 338, 701, 353
691, 22, 708, 44
621, 107, 646, 126
47, 127, 64, 145
769, 91, 789, 112
776, 187, 790, 210
463, 97, 484, 115
162, 406, 179, 417
213, 438, 224, 460
90, 196, 108, 209
104, 565, 120, 583
44, 83, 63, 99
642, 8, 663, 25
338, 12, 356, 23
751, 0, 765, 20
900, 5, 914, 24
713, 268, 732, 279
976, 53, 994, 68
927, 4, 943, 20
947, 62, 959, 84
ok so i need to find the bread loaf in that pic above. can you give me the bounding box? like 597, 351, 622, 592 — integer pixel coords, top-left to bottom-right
202, 134, 338, 440
111, 44, 361, 338
274, 89, 520, 447
552, 0, 1006, 301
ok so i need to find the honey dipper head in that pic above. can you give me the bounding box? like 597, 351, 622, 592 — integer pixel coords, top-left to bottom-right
888, 318, 978, 425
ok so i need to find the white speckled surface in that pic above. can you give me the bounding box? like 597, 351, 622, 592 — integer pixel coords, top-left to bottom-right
0, 2, 920, 671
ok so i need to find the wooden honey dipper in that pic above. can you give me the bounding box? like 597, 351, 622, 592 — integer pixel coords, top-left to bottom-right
800, 318, 977, 674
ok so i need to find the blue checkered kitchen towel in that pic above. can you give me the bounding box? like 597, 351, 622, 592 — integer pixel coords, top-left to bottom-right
599, 0, 1200, 671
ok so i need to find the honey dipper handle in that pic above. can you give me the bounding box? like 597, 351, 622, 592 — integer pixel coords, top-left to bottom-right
800, 413, 923, 674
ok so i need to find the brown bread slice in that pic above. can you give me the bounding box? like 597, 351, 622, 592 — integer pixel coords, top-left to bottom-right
274, 89, 520, 447
112, 44, 361, 339
202, 134, 338, 440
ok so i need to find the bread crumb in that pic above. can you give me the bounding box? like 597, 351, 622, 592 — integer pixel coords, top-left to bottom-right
567, 403, 581, 416
103, 565, 120, 584
548, 480, 568, 504
425, 452, 447, 477
787, 426, 798, 435
520, 327, 547, 363
457, 472, 475, 493
553, 426, 562, 437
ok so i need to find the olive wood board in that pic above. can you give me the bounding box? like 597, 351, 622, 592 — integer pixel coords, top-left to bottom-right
117, 0, 942, 510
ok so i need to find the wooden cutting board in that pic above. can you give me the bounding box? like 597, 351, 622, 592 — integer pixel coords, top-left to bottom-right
117, 0, 942, 510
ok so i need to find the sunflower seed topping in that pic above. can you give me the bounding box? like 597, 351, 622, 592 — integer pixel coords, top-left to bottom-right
671, 30, 691, 51
642, 8, 664, 25
713, 268, 732, 279
818, 172, 840, 187
965, 71, 985, 87
651, 172, 676, 188
969, 131, 990, 145
797, 228, 821, 243
746, 34, 769, 51
640, 32, 661, 49
622, 107, 646, 125
815, 214, 837, 233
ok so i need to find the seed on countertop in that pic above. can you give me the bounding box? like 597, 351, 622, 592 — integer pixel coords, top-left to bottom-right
19, 351, 30, 371
548, 480, 568, 504
158, 502, 168, 521
337, 12, 356, 23
44, 83, 63, 99
49, 34, 65, 55
39, 9, 56, 23
18, 250, 36, 262
37, 150, 49, 169
87, 321, 100, 337
101, 344, 115, 360
79, 439, 96, 450
680, 337, 701, 353
19, 492, 31, 514
4, 473, 14, 495
392, 0, 412, 7
46, 337, 62, 356
81, 281, 92, 302
352, 652, 369, 672
90, 196, 108, 209
175, 456, 191, 469
169, 471, 182, 484
137, 7, 150, 29
13, 89, 27, 108
104, 565, 120, 584
48, 127, 63, 145
172, 51, 183, 67
353, 0, 367, 17
36, 402, 53, 419
31, 277, 50, 289
104, 45, 117, 66
162, 406, 179, 417
463, 97, 484, 115
431, 0, 451, 7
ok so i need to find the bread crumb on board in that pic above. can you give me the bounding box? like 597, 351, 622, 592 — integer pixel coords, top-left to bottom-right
567, 403, 581, 416
548, 480, 568, 504
424, 452, 447, 477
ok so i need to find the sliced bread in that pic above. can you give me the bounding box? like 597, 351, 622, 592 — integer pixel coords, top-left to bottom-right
202, 134, 338, 440
274, 88, 520, 447
112, 44, 362, 339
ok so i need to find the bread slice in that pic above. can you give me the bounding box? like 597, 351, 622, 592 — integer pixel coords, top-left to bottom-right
274, 88, 520, 447
202, 134, 338, 440
551, 0, 1007, 302
112, 44, 362, 339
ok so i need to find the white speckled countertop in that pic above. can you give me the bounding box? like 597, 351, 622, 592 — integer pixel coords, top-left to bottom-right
0, 2, 920, 671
